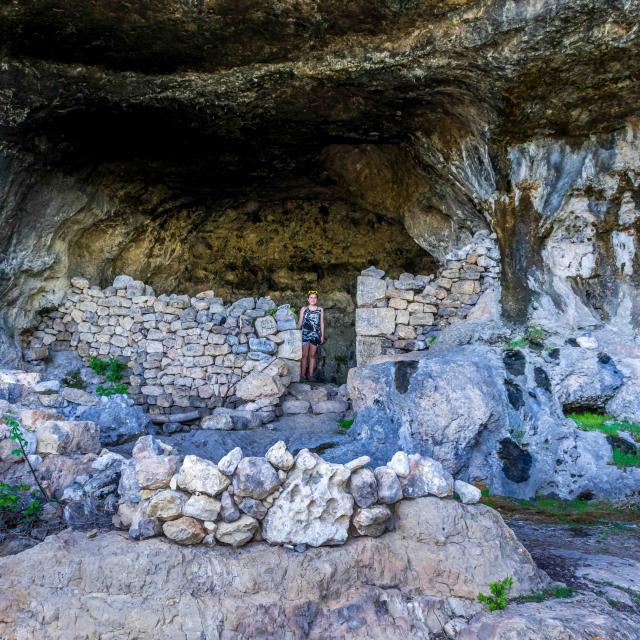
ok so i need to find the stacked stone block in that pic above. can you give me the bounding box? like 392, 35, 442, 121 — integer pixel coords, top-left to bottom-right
113, 435, 480, 547
25, 276, 302, 415
355, 231, 501, 364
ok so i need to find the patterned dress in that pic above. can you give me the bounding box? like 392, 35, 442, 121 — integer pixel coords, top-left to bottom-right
301, 307, 322, 346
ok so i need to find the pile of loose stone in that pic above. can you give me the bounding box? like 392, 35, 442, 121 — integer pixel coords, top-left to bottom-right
115, 435, 481, 547
25, 276, 303, 419
355, 230, 501, 364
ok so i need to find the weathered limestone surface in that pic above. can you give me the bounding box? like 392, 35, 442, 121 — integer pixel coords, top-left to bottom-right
0, 497, 548, 639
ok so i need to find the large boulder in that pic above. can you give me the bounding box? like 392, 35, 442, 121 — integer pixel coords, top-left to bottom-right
0, 497, 549, 639
262, 449, 353, 547
235, 372, 285, 401
79, 395, 149, 446
345, 348, 505, 473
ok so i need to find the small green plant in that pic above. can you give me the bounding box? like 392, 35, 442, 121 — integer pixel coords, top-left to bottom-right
2, 415, 49, 523
88, 355, 109, 375
612, 448, 640, 468
518, 585, 574, 603
88, 357, 128, 395
336, 418, 354, 434
267, 307, 278, 316
89, 356, 126, 382
477, 577, 513, 611
507, 325, 546, 349
62, 368, 85, 389
568, 412, 640, 440
96, 383, 129, 397
427, 335, 438, 347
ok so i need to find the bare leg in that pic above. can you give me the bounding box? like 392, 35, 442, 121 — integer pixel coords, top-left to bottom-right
301, 342, 310, 380
308, 344, 318, 379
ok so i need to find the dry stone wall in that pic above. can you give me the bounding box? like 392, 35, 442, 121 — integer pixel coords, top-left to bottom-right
24, 276, 302, 415
114, 435, 481, 547
355, 230, 501, 364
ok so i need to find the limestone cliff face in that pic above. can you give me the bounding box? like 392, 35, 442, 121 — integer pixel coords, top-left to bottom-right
1, 0, 640, 365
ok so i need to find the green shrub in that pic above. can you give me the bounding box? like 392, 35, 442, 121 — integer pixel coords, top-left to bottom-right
89, 356, 126, 382
2, 415, 49, 522
267, 307, 278, 316
427, 335, 438, 347
336, 418, 354, 434
507, 325, 546, 350
477, 577, 513, 611
96, 383, 129, 397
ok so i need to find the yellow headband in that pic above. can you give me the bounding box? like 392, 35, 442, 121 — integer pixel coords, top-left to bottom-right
307, 290, 318, 296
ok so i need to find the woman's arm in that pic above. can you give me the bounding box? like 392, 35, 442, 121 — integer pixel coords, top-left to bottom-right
320, 308, 325, 343
298, 306, 305, 330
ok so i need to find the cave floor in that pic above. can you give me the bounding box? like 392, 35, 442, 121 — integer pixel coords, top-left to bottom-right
112, 412, 351, 463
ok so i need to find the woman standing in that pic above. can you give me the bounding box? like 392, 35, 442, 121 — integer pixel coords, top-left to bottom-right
298, 290, 324, 381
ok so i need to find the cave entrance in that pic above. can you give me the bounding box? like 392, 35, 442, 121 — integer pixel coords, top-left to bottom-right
68, 197, 438, 383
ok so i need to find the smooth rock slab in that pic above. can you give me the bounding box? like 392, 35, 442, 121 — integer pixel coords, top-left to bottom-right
262, 449, 353, 547
0, 498, 549, 639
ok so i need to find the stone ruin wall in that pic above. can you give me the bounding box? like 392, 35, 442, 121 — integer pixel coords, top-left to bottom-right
114, 435, 481, 548
23, 276, 302, 416
355, 231, 501, 364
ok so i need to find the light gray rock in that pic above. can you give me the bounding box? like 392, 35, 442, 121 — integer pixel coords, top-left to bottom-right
374, 466, 402, 504
182, 494, 221, 521
235, 372, 285, 401
61, 387, 97, 406
220, 490, 240, 523
277, 329, 302, 360
281, 399, 310, 414
457, 594, 638, 640
262, 449, 353, 547
606, 380, 640, 422
265, 440, 294, 470
248, 336, 277, 354
356, 275, 387, 306
162, 517, 205, 545
201, 414, 235, 431
401, 454, 454, 498
132, 435, 174, 459
454, 479, 482, 504
176, 455, 230, 497
218, 446, 243, 475
349, 467, 378, 508
113, 274, 134, 289
145, 490, 186, 521
387, 451, 410, 478
311, 399, 348, 414
79, 395, 149, 446
352, 505, 392, 537
232, 456, 280, 499
355, 307, 395, 336
344, 455, 370, 471
549, 347, 623, 409
237, 497, 268, 520
254, 315, 277, 337
135, 455, 178, 490
215, 514, 258, 546
36, 420, 101, 455
361, 266, 385, 279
